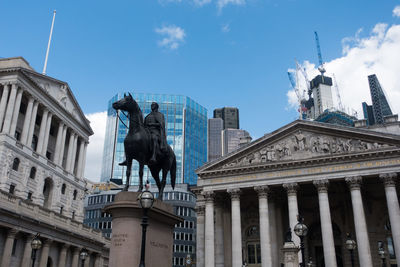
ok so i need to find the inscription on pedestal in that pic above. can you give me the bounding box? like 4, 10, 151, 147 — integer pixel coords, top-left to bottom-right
112, 233, 128, 247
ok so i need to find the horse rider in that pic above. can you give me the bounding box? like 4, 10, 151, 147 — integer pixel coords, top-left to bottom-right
144, 102, 168, 164
119, 102, 168, 166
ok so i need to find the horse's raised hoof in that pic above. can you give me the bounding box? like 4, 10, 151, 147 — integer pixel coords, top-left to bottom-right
119, 160, 127, 166
123, 185, 129, 191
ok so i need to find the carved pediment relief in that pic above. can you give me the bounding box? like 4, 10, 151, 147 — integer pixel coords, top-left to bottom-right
221, 130, 395, 169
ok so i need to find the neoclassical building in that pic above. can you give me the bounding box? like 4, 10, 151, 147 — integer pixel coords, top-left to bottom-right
0, 57, 109, 267
195, 118, 400, 267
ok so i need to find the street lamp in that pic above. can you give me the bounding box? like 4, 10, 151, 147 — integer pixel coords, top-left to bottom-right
79, 248, 88, 267
378, 241, 386, 267
138, 189, 155, 267
185, 254, 193, 267
30, 234, 42, 267
306, 257, 314, 267
294, 215, 308, 267
345, 233, 356, 267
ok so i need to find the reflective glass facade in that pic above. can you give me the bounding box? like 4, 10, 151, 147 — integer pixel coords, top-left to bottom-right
100, 93, 207, 186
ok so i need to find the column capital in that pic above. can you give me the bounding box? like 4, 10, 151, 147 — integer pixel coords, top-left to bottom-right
228, 188, 241, 200
345, 176, 363, 190
42, 239, 53, 247
380, 173, 398, 187
254, 185, 269, 198
283, 182, 299, 195
313, 179, 329, 193
202, 191, 214, 203
7, 229, 18, 238
195, 205, 205, 216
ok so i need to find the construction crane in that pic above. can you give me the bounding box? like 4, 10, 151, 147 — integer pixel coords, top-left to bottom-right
288, 70, 307, 120
332, 74, 344, 112
314, 31, 326, 75
295, 59, 310, 97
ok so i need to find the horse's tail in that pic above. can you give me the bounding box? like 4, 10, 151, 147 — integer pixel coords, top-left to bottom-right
171, 154, 176, 190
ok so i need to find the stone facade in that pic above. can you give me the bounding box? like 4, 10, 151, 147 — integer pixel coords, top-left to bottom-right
195, 119, 400, 267
0, 57, 109, 267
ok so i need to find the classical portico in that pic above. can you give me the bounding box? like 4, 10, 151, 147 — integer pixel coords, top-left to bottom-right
195, 120, 400, 267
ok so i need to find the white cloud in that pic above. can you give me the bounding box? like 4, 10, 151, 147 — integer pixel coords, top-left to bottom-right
221, 23, 231, 33
287, 22, 400, 119
217, 0, 245, 12
393, 5, 400, 17
84, 111, 107, 182
155, 25, 186, 50
194, 0, 212, 6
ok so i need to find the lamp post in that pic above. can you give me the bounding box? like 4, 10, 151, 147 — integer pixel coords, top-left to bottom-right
345, 233, 356, 267
79, 248, 88, 267
378, 241, 386, 267
306, 257, 314, 267
138, 189, 155, 267
30, 234, 42, 267
294, 215, 308, 267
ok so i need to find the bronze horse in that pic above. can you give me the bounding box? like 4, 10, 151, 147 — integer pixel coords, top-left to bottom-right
112, 93, 176, 199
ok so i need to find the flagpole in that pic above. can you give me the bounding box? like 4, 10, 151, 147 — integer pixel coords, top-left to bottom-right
42, 10, 56, 75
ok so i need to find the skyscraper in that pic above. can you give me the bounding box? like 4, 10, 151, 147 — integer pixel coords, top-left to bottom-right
222, 128, 251, 156
213, 107, 240, 129
368, 74, 393, 124
207, 118, 223, 161
100, 93, 207, 186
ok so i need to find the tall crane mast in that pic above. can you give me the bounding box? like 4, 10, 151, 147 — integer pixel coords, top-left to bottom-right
288, 71, 303, 120
314, 31, 326, 75
332, 74, 344, 112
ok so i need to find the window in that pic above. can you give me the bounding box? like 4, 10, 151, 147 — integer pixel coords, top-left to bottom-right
61, 184, 66, 194
72, 211, 75, 220
12, 158, 20, 171
31, 135, 38, 151
11, 239, 17, 256
29, 167, 36, 179
27, 192, 33, 201
60, 206, 64, 214
73, 190, 78, 200
14, 131, 21, 141
9, 184, 15, 195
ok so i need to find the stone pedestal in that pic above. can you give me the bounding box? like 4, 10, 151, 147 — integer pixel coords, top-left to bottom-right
281, 242, 299, 267
104, 191, 183, 267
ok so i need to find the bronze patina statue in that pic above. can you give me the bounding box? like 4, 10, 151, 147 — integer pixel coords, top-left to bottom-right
112, 93, 176, 199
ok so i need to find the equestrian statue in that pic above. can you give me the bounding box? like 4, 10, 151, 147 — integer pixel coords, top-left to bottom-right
112, 93, 176, 199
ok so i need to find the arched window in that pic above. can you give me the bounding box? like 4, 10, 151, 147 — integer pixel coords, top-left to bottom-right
73, 190, 78, 200
61, 184, 66, 195
12, 158, 20, 171
29, 167, 36, 179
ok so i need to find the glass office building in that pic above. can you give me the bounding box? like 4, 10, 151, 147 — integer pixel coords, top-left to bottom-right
100, 93, 207, 186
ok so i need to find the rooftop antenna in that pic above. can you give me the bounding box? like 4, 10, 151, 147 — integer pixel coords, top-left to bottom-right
314, 31, 326, 76
42, 10, 56, 75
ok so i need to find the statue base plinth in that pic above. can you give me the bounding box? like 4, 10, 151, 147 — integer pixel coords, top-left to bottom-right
104, 191, 182, 267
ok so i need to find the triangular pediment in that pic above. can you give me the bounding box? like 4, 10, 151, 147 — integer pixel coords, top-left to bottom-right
22, 70, 92, 134
198, 120, 400, 174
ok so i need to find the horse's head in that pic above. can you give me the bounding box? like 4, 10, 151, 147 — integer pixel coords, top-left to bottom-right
112, 93, 137, 112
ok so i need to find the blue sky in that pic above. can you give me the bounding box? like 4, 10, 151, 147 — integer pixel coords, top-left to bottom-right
2, 0, 400, 180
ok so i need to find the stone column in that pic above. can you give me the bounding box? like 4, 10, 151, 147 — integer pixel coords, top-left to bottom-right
9, 87, 23, 136
39, 240, 52, 267
80, 142, 88, 177
58, 244, 69, 267
70, 134, 78, 173
53, 122, 64, 164
228, 188, 242, 267
204, 191, 215, 267
2, 83, 18, 133
345, 176, 373, 267
0, 83, 10, 129
36, 109, 49, 153
71, 247, 80, 267
20, 234, 35, 267
76, 140, 85, 177
41, 113, 53, 156
196, 203, 205, 267
66, 132, 75, 171
84, 252, 91, 267
58, 125, 67, 166
21, 96, 34, 144
0, 229, 18, 267
27, 101, 38, 147
255, 185, 272, 267
380, 173, 400, 266
215, 201, 225, 267
283, 182, 301, 262
94, 254, 101, 267
313, 180, 337, 267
